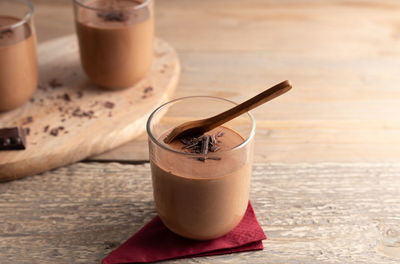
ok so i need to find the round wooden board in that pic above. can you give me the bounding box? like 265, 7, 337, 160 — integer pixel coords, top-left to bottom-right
0, 35, 180, 181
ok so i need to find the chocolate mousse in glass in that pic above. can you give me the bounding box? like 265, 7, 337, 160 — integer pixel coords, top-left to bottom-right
147, 96, 255, 240
73, 0, 154, 89
0, 0, 37, 112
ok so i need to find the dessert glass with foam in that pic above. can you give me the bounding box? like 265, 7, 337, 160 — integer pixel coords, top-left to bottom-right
147, 96, 255, 240
73, 0, 154, 90
0, 0, 37, 112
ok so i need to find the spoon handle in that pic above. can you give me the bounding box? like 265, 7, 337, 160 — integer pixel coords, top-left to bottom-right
207, 80, 292, 128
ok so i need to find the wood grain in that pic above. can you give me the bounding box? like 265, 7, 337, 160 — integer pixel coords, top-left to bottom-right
0, 35, 180, 181
1, 162, 400, 263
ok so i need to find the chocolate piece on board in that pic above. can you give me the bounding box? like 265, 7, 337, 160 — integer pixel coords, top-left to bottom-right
0, 127, 26, 150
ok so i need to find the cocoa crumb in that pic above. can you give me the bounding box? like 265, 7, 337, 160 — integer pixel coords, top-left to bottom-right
144, 86, 153, 94
142, 86, 154, 99
50, 128, 59, 136
44, 125, 49, 133
72, 107, 95, 119
49, 79, 63, 89
76, 91, 83, 98
25, 128, 30, 136
63, 93, 71, 102
103, 101, 115, 109
29, 98, 35, 103
22, 116, 34, 125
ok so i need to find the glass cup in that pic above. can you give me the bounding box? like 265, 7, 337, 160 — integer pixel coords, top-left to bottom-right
0, 0, 37, 112
147, 96, 256, 240
73, 0, 154, 90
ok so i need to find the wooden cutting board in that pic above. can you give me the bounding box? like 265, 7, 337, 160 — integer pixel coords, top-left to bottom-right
0, 35, 180, 181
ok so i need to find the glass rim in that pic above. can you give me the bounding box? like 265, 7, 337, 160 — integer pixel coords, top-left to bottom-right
0, 0, 34, 30
73, 0, 152, 12
146, 96, 256, 157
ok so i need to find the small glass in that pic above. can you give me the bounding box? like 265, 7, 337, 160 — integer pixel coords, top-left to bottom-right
0, 0, 37, 112
376, 218, 400, 259
73, 0, 154, 89
147, 96, 256, 240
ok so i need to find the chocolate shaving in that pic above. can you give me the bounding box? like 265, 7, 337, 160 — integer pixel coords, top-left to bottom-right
179, 132, 223, 162
198, 136, 210, 162
97, 11, 128, 22
216, 131, 225, 137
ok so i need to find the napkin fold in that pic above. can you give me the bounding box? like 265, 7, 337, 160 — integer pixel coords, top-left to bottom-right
102, 201, 266, 264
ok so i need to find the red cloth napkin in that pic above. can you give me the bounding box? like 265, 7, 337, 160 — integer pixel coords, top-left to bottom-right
102, 201, 266, 264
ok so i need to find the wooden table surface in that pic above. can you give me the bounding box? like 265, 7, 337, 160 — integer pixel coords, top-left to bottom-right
2, 0, 400, 263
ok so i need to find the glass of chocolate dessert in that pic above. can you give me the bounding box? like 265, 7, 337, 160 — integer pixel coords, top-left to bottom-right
147, 96, 255, 240
73, 0, 154, 90
0, 0, 37, 112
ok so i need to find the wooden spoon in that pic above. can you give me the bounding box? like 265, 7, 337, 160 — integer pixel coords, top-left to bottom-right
164, 80, 292, 144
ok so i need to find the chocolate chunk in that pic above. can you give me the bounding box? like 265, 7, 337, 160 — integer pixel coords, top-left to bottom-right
0, 127, 26, 150
97, 11, 128, 22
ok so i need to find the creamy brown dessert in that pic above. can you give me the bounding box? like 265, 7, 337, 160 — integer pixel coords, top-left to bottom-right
151, 126, 253, 240
75, 0, 154, 89
0, 16, 37, 112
